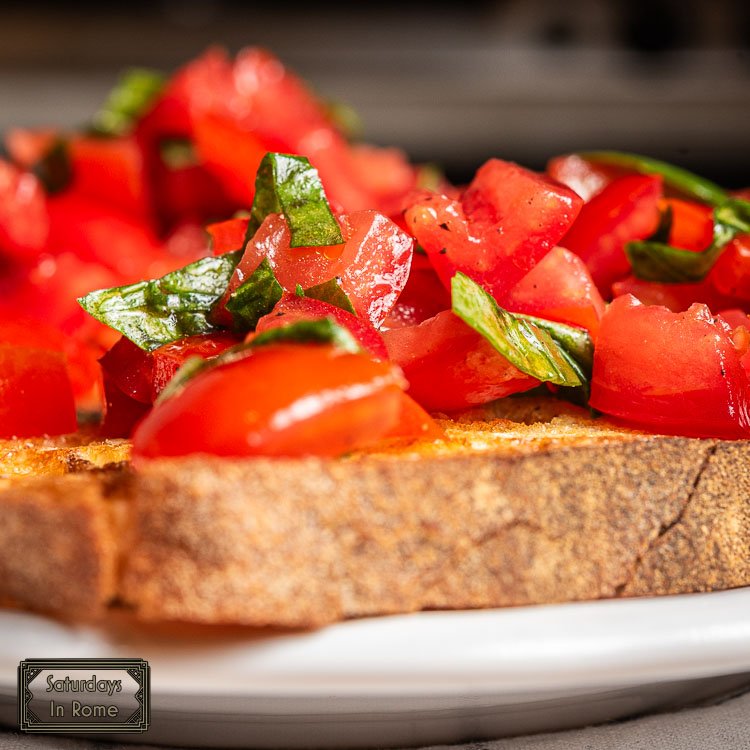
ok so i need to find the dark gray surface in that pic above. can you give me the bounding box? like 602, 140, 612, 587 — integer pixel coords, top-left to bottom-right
1, 0, 749, 182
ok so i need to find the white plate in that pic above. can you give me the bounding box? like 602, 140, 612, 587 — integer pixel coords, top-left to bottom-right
1, 589, 749, 748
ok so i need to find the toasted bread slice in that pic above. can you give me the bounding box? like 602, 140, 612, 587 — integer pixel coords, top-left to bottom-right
0, 399, 747, 626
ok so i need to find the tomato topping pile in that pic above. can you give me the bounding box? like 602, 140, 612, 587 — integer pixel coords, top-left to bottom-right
3, 49, 750, 449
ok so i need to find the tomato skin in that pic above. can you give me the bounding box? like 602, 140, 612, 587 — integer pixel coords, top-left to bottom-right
708, 235, 750, 300
230, 210, 413, 328
46, 193, 173, 281
546, 154, 623, 202
0, 345, 77, 438
99, 333, 240, 437
68, 135, 152, 224
101, 332, 240, 405
405, 159, 583, 303
254, 295, 389, 360
0, 160, 49, 262
207, 218, 249, 254
561, 174, 662, 296
100, 374, 152, 439
663, 198, 713, 252
132, 344, 407, 459
192, 113, 270, 205
590, 295, 750, 439
383, 253, 451, 329
612, 273, 743, 313
383, 310, 539, 412
505, 246, 605, 338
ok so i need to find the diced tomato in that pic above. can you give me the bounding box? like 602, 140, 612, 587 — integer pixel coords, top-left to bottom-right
663, 198, 713, 252
505, 246, 605, 338
100, 374, 152, 439
612, 273, 743, 313
0, 160, 49, 262
346, 144, 418, 217
132, 344, 409, 459
228, 210, 413, 328
405, 159, 583, 303
383, 253, 451, 329
716, 308, 750, 331
590, 295, 750, 439
136, 47, 235, 142
164, 47, 416, 215
381, 393, 444, 441
254, 295, 389, 360
192, 113, 271, 205
708, 235, 750, 300
337, 211, 414, 326
4, 128, 59, 171
101, 332, 240, 406
0, 318, 66, 350
383, 310, 539, 412
561, 174, 662, 296
152, 160, 240, 231
68, 135, 152, 223
0, 345, 77, 438
206, 217, 249, 254
4, 253, 122, 409
45, 193, 173, 280
546, 154, 625, 202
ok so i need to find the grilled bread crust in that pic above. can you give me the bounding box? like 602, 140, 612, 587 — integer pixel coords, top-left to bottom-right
0, 400, 747, 626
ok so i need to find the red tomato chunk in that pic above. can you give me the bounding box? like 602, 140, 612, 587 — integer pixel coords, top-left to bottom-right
132, 344, 422, 459
590, 295, 750, 439
0, 345, 77, 438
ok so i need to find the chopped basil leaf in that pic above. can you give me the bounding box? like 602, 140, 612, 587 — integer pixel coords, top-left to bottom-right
225, 258, 283, 332
627, 198, 750, 283
302, 278, 356, 315
514, 313, 593, 376
159, 138, 199, 170
295, 284, 305, 297
451, 272, 584, 388
578, 150, 729, 206
91, 68, 165, 137
158, 317, 361, 403
78, 250, 242, 351
246, 152, 343, 248
32, 139, 71, 194
579, 151, 750, 283
251, 317, 360, 352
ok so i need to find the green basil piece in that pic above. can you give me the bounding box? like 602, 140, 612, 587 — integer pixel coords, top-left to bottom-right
78, 250, 242, 351
251, 317, 360, 352
451, 272, 585, 388
302, 278, 356, 315
245, 153, 343, 248
514, 313, 594, 376
578, 150, 729, 206
157, 318, 361, 403
159, 138, 199, 170
627, 199, 750, 283
225, 258, 283, 332
90, 68, 165, 137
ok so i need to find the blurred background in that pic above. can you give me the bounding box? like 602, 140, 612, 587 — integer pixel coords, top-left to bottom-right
1, 0, 748, 185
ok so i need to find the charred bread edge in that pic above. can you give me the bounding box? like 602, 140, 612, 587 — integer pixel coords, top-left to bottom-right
1, 435, 747, 627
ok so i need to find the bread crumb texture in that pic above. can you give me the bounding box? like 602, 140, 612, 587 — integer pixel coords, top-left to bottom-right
0, 398, 746, 626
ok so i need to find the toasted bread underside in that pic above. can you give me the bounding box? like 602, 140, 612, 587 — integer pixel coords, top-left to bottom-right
0, 399, 748, 627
